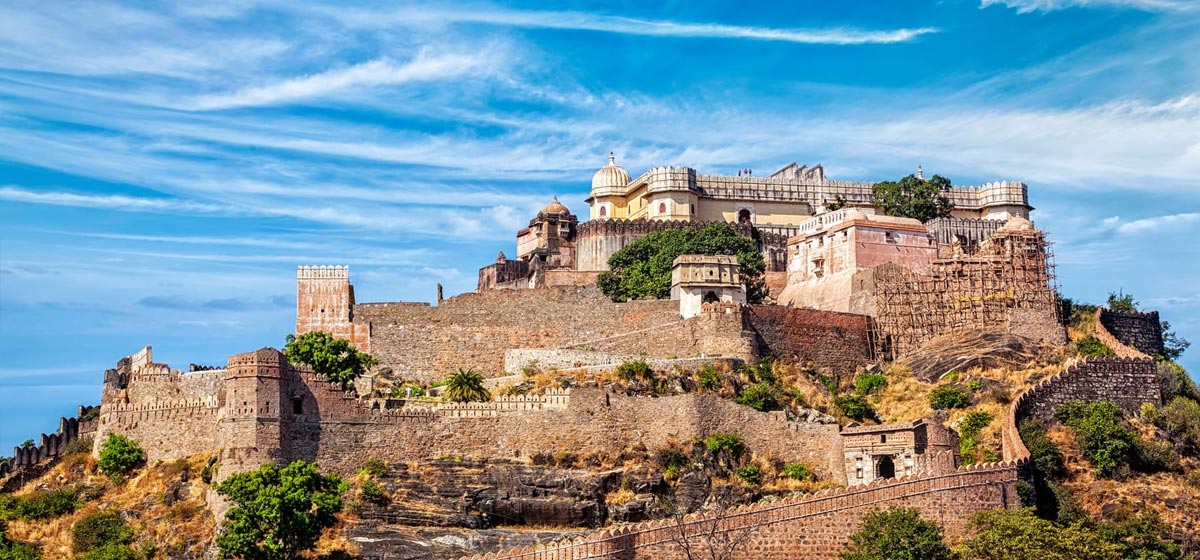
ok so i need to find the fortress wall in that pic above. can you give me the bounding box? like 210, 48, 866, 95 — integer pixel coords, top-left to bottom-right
282, 380, 844, 482
457, 462, 1020, 560
745, 306, 874, 375
357, 287, 680, 383
1013, 357, 1161, 425
1097, 308, 1164, 357
95, 398, 221, 462
563, 307, 754, 362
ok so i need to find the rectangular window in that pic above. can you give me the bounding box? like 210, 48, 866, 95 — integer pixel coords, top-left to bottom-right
293, 399, 303, 414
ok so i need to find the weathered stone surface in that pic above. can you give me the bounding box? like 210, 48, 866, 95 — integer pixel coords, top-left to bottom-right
905, 328, 1063, 382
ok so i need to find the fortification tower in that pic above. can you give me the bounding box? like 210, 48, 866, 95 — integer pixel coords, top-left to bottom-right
296, 265, 369, 350
217, 348, 287, 474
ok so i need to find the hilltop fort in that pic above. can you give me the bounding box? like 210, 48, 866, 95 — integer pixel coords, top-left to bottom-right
1, 157, 1177, 559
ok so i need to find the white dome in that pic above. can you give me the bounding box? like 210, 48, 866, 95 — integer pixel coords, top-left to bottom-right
591, 152, 630, 191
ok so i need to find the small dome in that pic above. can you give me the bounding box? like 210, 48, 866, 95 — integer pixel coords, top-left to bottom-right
1000, 215, 1034, 231
591, 152, 630, 192
541, 195, 570, 215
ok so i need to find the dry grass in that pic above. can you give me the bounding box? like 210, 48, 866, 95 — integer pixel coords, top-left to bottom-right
6, 453, 218, 559
604, 486, 637, 506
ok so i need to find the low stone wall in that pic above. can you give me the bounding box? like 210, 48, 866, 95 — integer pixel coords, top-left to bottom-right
503, 349, 741, 375
1097, 308, 1163, 358
745, 306, 874, 375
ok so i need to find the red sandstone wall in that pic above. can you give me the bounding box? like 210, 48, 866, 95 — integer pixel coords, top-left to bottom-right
746, 306, 874, 375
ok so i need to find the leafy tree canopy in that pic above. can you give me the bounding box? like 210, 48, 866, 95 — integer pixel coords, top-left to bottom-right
841, 506, 952, 560
871, 174, 954, 222
215, 461, 347, 560
96, 434, 145, 478
597, 223, 765, 303
284, 331, 377, 387
442, 368, 492, 403
1107, 290, 1137, 312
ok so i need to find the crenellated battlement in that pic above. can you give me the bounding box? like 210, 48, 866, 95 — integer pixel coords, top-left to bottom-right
297, 265, 349, 279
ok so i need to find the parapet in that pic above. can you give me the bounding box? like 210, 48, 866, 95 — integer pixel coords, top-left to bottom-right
297, 265, 349, 279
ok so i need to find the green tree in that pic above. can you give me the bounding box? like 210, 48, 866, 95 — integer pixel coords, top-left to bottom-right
283, 331, 377, 387
96, 434, 145, 478
960, 508, 1122, 560
871, 174, 954, 223
1106, 290, 1137, 312
596, 222, 766, 303
1160, 320, 1190, 361
836, 395, 874, 421
442, 368, 492, 403
735, 382, 781, 411
1055, 402, 1136, 478
215, 461, 347, 560
841, 506, 951, 560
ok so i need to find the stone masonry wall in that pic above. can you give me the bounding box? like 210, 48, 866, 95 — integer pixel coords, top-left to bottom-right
457, 462, 1021, 560
1098, 308, 1164, 357
1013, 357, 1161, 425
745, 306, 874, 375
357, 287, 681, 383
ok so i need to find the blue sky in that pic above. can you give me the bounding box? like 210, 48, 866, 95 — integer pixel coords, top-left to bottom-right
1, 0, 1198, 451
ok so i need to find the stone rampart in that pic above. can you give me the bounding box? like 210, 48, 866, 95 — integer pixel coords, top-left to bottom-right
358, 287, 682, 383
1011, 357, 1161, 425
457, 460, 1021, 560
1097, 308, 1164, 357
503, 350, 742, 375
746, 306, 874, 375
5, 406, 98, 471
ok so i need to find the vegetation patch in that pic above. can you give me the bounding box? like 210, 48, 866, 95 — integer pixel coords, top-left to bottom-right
841, 506, 951, 560
283, 330, 377, 387
97, 434, 145, 479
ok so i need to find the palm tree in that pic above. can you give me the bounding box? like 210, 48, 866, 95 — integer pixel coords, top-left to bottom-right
443, 368, 492, 403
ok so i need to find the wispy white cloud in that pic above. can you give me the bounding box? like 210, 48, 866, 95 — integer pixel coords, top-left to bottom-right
1114, 212, 1200, 234
184, 48, 503, 110
980, 0, 1197, 13
0, 185, 235, 214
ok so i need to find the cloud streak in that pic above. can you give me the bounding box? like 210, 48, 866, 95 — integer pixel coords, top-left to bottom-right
980, 0, 1197, 13
426, 9, 940, 45
185, 48, 502, 110
0, 185, 235, 214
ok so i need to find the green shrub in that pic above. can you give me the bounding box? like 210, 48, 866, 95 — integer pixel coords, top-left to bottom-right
215, 461, 347, 560
1074, 335, 1116, 358
696, 365, 722, 390
0, 488, 79, 522
961, 508, 1122, 560
1156, 396, 1200, 455
654, 447, 689, 470
835, 395, 874, 421
63, 436, 94, 456
200, 462, 217, 485
779, 463, 814, 482
362, 458, 388, 478
958, 411, 994, 463
841, 506, 951, 560
359, 480, 385, 503
96, 434, 145, 478
929, 386, 971, 410
72, 510, 133, 554
737, 465, 761, 485
615, 360, 655, 382
735, 382, 781, 411
965, 379, 982, 392
1018, 418, 1065, 479
1133, 438, 1177, 473
854, 372, 887, 395
1015, 480, 1035, 505
704, 433, 745, 459
1055, 402, 1136, 478
76, 542, 137, 560
1187, 470, 1200, 488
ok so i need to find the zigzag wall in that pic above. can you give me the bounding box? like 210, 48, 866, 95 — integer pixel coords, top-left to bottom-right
459, 354, 1165, 560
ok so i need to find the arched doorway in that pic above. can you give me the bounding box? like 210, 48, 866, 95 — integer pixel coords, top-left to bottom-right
737, 209, 751, 224
875, 455, 895, 479
703, 291, 720, 303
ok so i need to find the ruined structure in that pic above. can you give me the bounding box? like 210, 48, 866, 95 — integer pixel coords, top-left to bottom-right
840, 420, 959, 484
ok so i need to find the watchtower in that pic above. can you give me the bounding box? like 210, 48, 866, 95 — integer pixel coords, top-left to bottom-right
671, 255, 745, 319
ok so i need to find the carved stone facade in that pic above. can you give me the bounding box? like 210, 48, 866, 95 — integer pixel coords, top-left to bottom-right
670, 255, 745, 319
840, 419, 959, 485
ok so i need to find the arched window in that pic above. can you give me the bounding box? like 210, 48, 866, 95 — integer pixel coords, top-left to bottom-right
599, 206, 607, 217
658, 202, 667, 214
737, 209, 751, 224
703, 291, 720, 303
